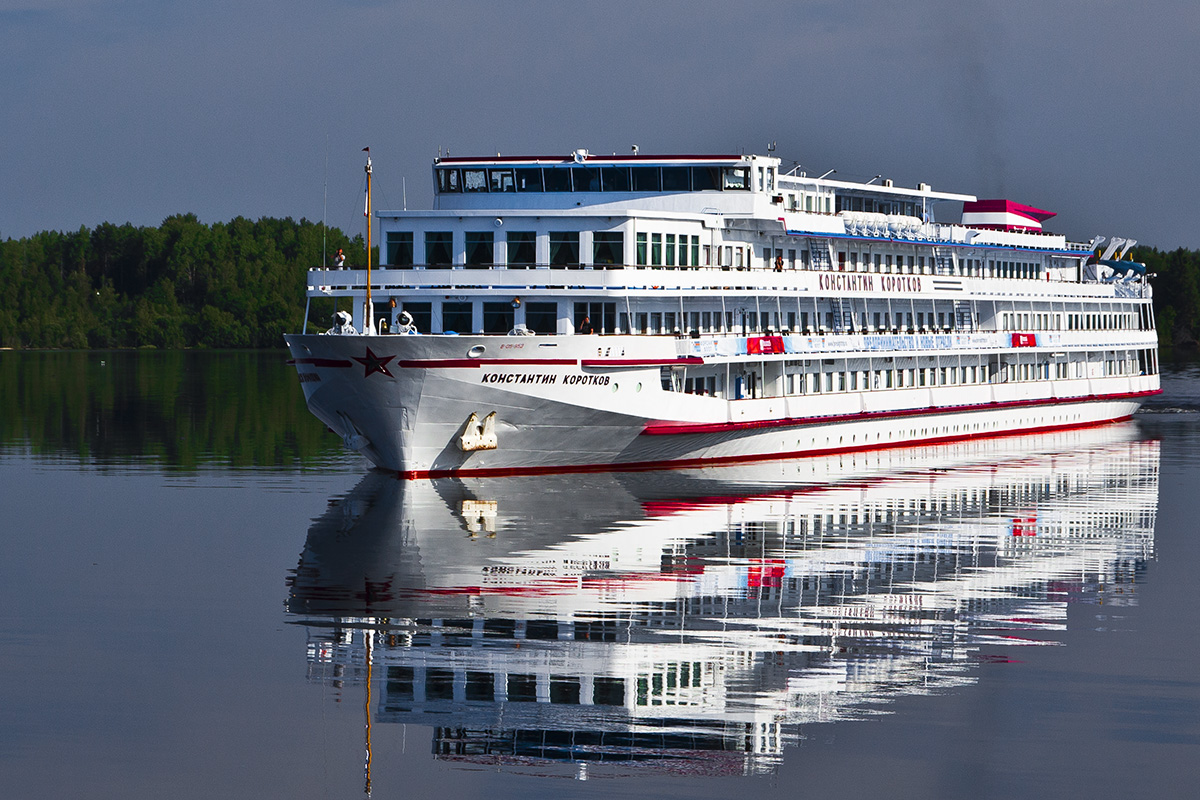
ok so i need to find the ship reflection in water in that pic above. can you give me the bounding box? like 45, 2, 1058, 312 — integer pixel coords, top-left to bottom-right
286, 424, 1159, 781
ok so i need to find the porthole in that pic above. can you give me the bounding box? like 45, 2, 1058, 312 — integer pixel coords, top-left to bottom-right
467, 344, 486, 358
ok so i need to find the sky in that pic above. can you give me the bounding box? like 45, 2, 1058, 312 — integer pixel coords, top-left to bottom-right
3, 0, 1199, 249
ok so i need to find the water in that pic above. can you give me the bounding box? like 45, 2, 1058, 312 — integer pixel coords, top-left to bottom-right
1, 351, 1198, 798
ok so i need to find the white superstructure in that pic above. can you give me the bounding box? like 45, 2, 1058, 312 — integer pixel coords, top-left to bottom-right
285, 150, 1160, 477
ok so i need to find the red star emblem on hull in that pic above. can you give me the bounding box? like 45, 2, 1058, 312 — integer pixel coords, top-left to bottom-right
352, 346, 396, 378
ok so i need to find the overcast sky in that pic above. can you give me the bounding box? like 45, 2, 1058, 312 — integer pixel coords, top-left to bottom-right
3, 0, 1198, 249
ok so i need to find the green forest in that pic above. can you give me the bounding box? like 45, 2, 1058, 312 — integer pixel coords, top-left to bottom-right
0, 215, 357, 349
1, 216, 1198, 351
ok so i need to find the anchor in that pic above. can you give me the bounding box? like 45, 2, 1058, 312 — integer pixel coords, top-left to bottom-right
457, 411, 498, 452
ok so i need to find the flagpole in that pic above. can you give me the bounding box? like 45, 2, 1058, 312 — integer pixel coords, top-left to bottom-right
364, 147, 374, 335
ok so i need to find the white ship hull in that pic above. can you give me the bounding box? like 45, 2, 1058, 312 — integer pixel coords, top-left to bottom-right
285, 331, 1154, 477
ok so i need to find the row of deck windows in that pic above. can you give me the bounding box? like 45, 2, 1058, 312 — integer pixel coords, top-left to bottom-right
435, 165, 752, 194
393, 297, 1150, 337
679, 349, 1156, 400
385, 230, 1065, 280
1000, 311, 1144, 332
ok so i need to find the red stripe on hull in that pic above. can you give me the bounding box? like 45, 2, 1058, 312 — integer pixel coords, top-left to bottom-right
392, 357, 577, 369
641, 389, 1160, 436
398, 413, 1138, 480
581, 357, 704, 367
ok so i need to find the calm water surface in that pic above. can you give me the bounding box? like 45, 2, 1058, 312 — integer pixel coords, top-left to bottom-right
1, 352, 1198, 798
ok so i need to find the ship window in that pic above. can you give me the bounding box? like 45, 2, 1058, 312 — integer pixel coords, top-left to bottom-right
424, 232, 453, 266
426, 668, 454, 700
593, 677, 625, 706
691, 236, 701, 266
632, 167, 661, 191
436, 168, 461, 193
462, 168, 488, 192
387, 666, 414, 701
692, 166, 721, 191
507, 674, 537, 702
506, 231, 536, 266
483, 302, 514, 334
593, 232, 623, 266
514, 167, 543, 192
489, 169, 515, 192
651, 234, 662, 265
601, 166, 631, 191
572, 166, 600, 192
465, 231, 493, 267
543, 168, 572, 192
386, 232, 413, 266
637, 233, 647, 266
662, 167, 691, 191
550, 676, 581, 705
722, 167, 749, 190
666, 234, 676, 266
548, 232, 580, 266
465, 671, 494, 702
442, 301, 472, 333
525, 302, 557, 334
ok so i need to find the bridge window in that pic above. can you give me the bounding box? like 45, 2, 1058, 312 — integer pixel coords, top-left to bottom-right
572, 166, 600, 192
488, 169, 515, 192
515, 167, 543, 192
632, 167, 662, 191
722, 167, 749, 190
462, 168, 488, 192
601, 166, 631, 191
543, 168, 572, 192
436, 168, 460, 193
692, 166, 721, 190
662, 166, 691, 191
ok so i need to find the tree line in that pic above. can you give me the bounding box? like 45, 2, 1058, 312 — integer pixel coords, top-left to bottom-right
1, 218, 1198, 351
0, 215, 356, 349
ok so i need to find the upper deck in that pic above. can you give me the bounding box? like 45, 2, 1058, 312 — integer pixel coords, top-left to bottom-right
421, 150, 973, 218
376, 151, 1099, 261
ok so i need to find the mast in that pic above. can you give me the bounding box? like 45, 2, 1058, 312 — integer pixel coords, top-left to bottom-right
364, 147, 374, 334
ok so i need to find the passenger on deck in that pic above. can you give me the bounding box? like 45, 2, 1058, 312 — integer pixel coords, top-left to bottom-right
334, 248, 345, 269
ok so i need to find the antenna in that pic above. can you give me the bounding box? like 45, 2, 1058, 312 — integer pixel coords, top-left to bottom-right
767, 141, 777, 152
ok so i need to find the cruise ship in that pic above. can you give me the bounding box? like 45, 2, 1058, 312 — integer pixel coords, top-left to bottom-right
284, 149, 1160, 477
